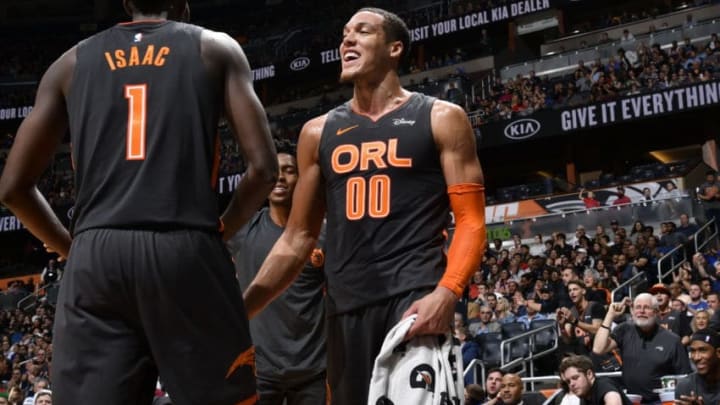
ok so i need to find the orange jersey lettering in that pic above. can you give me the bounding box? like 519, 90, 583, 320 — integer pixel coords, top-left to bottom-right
104, 45, 170, 71
331, 138, 413, 174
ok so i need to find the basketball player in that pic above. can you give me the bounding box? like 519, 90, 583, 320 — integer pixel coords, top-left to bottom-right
0, 0, 278, 404
243, 7, 486, 404
227, 141, 327, 405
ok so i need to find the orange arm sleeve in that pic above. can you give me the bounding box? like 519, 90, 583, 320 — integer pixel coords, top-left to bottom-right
439, 183, 487, 298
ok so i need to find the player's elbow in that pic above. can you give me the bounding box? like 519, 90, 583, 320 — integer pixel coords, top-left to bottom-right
247, 160, 279, 189
0, 175, 23, 207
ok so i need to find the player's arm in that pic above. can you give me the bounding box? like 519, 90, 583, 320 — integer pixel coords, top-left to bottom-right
602, 391, 624, 405
202, 30, 278, 240
404, 100, 486, 338
0, 49, 75, 259
243, 115, 327, 319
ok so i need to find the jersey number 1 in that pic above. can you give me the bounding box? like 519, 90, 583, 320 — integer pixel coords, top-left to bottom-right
125, 84, 147, 160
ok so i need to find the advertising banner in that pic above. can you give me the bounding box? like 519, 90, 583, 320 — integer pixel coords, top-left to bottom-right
479, 80, 720, 147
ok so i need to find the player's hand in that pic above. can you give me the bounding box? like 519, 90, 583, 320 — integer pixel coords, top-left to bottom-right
43, 243, 67, 262
675, 391, 704, 405
402, 286, 456, 340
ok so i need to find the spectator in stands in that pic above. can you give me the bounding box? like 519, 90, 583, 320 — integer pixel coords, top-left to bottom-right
30, 390, 50, 405
707, 292, 720, 313
677, 213, 700, 242
8, 387, 23, 405
456, 326, 480, 385
675, 328, 720, 404
482, 368, 504, 403
468, 271, 485, 301
582, 269, 608, 304
579, 189, 601, 209
659, 221, 688, 249
693, 309, 711, 333
22, 377, 48, 405
554, 234, 574, 259
557, 280, 604, 357
468, 305, 501, 336
464, 384, 484, 405
515, 299, 547, 329
569, 226, 587, 248
611, 186, 630, 206
593, 293, 691, 403
688, 283, 709, 314
558, 355, 631, 405
650, 283, 692, 345
698, 170, 720, 229
526, 284, 559, 316
597, 32, 611, 45
494, 297, 516, 324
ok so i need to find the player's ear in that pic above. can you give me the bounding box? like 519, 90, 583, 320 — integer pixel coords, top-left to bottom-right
123, 0, 134, 17
389, 40, 403, 60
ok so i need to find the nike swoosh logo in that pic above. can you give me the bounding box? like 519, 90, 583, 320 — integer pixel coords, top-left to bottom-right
336, 124, 359, 136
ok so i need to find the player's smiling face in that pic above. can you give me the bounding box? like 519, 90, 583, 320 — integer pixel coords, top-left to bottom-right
269, 153, 297, 206
339, 11, 398, 83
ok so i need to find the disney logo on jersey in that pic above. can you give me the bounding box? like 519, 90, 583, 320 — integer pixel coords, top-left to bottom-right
392, 118, 416, 126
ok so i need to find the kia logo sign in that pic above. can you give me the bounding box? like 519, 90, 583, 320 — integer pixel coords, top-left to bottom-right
504, 118, 540, 140
290, 57, 310, 71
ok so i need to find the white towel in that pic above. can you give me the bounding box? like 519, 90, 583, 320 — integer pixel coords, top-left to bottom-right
367, 315, 464, 405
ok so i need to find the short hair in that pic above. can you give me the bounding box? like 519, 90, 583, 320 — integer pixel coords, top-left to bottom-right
559, 355, 594, 375
465, 384, 485, 400
567, 280, 585, 291
274, 139, 296, 157
583, 269, 600, 282
634, 293, 659, 311
486, 367, 505, 378
358, 8, 411, 63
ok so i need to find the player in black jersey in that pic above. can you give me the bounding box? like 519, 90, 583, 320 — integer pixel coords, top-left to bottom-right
0, 1, 278, 404
243, 7, 487, 405
227, 141, 327, 405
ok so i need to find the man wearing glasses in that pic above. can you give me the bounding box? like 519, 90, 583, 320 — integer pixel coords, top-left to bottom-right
593, 293, 691, 404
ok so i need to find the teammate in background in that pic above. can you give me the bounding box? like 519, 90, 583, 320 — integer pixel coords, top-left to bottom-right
227, 141, 327, 405
0, 0, 278, 403
675, 329, 720, 405
242, 7, 486, 405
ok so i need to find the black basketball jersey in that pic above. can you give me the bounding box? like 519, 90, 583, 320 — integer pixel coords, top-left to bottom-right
67, 21, 222, 234
227, 208, 326, 381
318, 92, 449, 314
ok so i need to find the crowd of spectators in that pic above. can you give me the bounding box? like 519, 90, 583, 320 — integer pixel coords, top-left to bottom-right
456, 212, 720, 402
471, 34, 720, 124
0, 279, 54, 403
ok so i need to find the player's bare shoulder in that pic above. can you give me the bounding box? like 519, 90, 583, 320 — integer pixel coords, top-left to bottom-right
301, 114, 329, 139
199, 28, 250, 76
430, 99, 468, 126
430, 99, 472, 144
296, 114, 328, 161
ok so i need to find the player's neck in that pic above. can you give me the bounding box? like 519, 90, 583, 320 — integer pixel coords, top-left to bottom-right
351, 74, 408, 119
132, 11, 169, 21
269, 204, 290, 227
